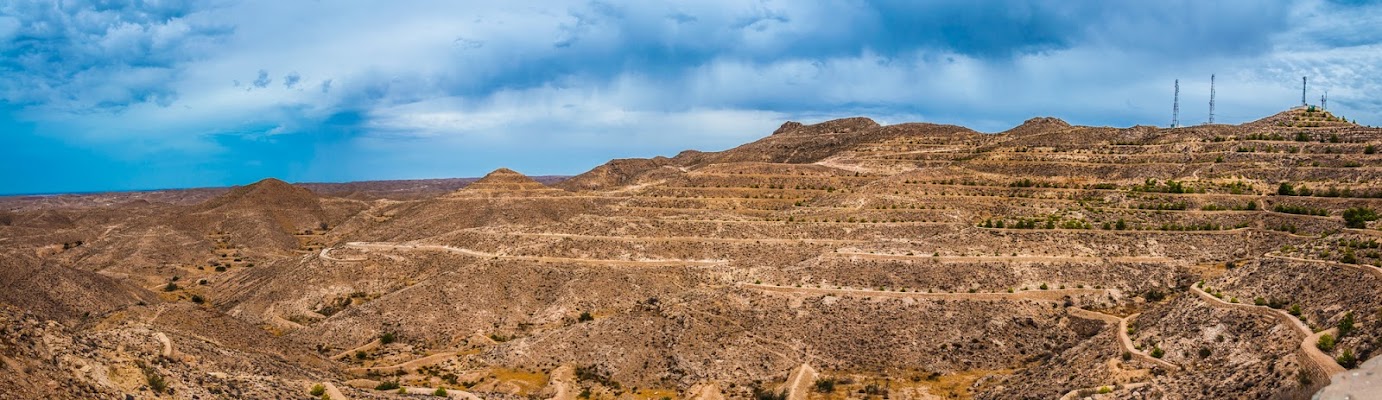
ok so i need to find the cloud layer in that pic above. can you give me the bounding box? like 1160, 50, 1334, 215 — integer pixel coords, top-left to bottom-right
2, 0, 1379, 194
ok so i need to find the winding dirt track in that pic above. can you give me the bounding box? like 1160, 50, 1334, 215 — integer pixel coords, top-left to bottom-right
345, 351, 458, 376
321, 382, 347, 400
338, 242, 723, 266
400, 385, 481, 399
487, 232, 866, 245
545, 365, 576, 400
784, 363, 817, 400
1189, 286, 1345, 377
829, 252, 1173, 263
1067, 308, 1178, 371
742, 283, 1107, 302
331, 339, 381, 361
1266, 254, 1382, 280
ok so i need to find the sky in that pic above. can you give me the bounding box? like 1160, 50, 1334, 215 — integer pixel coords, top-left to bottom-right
2, 0, 1380, 195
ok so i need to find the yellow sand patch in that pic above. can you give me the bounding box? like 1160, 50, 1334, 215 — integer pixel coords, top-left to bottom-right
487, 367, 549, 396
628, 388, 679, 400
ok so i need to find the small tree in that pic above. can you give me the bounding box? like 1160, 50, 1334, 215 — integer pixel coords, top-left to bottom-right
813, 378, 836, 393
1317, 334, 1336, 352
1338, 349, 1358, 368
1278, 182, 1296, 196
1339, 312, 1355, 337
1343, 207, 1379, 229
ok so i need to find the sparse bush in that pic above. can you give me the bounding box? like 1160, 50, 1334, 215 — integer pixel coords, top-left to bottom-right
1317, 334, 1335, 352
753, 387, 788, 400
311, 384, 326, 396
1338, 349, 1357, 368
578, 311, 594, 322
1278, 182, 1296, 196
1298, 370, 1313, 386
1343, 207, 1378, 229
163, 282, 178, 292
813, 378, 836, 393
1339, 312, 1355, 337
380, 332, 396, 344
137, 361, 167, 394
1150, 347, 1165, 358
375, 380, 400, 391
434, 387, 448, 397
190, 294, 205, 304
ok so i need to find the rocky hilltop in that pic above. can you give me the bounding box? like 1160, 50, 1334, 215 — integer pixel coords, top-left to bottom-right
2, 106, 1381, 399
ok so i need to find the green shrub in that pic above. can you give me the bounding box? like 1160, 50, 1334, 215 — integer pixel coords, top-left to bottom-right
578, 311, 594, 322
375, 380, 400, 391
310, 384, 326, 396
1278, 182, 1296, 196
163, 282, 178, 292
813, 378, 836, 393
752, 386, 787, 400
380, 332, 396, 344
1317, 334, 1336, 352
434, 387, 448, 397
1338, 349, 1357, 368
1339, 312, 1355, 337
1343, 207, 1379, 229
137, 361, 167, 394
190, 294, 205, 304
1150, 347, 1165, 358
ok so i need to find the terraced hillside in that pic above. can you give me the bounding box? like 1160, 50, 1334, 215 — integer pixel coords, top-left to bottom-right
2, 106, 1380, 399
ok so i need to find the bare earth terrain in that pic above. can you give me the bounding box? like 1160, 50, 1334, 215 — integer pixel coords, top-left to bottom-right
2, 107, 1381, 399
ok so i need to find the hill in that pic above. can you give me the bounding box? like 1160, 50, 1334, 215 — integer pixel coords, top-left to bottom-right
2, 108, 1381, 399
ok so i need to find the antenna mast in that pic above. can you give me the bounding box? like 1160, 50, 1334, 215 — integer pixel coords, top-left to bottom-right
1208, 74, 1216, 124
1172, 79, 1180, 128
1302, 77, 1307, 107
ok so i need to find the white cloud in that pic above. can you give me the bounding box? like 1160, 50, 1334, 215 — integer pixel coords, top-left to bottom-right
3, 0, 1381, 187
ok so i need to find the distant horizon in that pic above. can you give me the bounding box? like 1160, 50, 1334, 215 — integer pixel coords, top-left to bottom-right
4, 1, 1379, 195
0, 172, 577, 198
4, 105, 1347, 197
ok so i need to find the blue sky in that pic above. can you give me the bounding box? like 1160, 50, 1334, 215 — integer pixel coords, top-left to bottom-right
2, 1, 1380, 195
